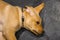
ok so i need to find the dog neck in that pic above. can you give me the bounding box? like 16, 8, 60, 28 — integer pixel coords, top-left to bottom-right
22, 9, 24, 26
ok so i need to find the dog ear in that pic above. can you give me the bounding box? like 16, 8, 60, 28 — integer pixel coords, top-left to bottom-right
25, 3, 45, 15
34, 3, 45, 14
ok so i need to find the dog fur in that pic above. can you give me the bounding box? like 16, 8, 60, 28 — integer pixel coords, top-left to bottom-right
0, 0, 44, 40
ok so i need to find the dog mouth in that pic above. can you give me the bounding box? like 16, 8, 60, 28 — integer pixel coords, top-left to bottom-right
32, 30, 40, 35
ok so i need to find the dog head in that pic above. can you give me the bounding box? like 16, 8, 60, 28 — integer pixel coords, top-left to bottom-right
23, 3, 44, 35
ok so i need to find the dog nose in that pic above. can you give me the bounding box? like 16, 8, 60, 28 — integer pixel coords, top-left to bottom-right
41, 30, 44, 34
41, 29, 44, 34
40, 30, 45, 36
38, 28, 44, 35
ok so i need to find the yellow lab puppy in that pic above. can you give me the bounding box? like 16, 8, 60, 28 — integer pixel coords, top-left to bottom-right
0, 0, 44, 40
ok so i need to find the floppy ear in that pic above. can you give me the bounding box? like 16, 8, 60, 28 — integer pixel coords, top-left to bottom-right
34, 3, 45, 14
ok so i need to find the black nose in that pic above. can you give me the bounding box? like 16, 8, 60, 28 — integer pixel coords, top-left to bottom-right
42, 31, 45, 34
40, 31, 45, 37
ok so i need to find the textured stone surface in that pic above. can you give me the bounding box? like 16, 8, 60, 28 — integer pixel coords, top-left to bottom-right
43, 0, 60, 37
3, 0, 60, 40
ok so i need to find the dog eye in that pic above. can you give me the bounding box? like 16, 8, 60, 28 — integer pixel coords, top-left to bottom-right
36, 21, 39, 24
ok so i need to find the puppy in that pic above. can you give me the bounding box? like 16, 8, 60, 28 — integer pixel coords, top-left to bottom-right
0, 0, 44, 40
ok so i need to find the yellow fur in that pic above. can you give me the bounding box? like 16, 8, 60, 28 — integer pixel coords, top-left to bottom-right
0, 1, 44, 40
23, 3, 44, 35
0, 1, 22, 40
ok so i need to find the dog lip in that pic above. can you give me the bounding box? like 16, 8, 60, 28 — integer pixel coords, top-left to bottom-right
33, 30, 40, 35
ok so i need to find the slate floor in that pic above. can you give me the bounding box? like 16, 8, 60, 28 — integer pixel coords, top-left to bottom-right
3, 0, 60, 40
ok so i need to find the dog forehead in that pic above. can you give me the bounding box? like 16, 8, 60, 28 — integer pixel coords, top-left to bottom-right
25, 7, 39, 17
26, 8, 35, 16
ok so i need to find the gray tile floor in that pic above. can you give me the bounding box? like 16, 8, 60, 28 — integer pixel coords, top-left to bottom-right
3, 0, 60, 40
